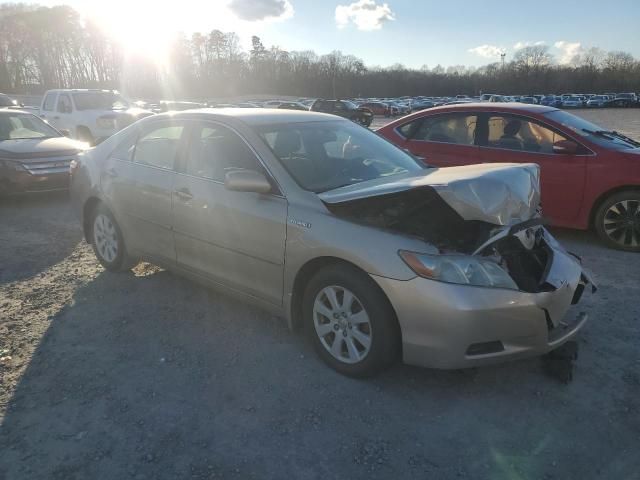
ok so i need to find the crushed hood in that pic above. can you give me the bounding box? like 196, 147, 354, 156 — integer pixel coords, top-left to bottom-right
319, 163, 541, 226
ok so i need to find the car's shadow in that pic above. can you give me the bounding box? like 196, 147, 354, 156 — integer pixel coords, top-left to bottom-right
0, 192, 82, 285
0, 255, 597, 479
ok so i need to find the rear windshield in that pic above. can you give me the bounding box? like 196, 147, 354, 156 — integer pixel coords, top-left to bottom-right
72, 92, 129, 111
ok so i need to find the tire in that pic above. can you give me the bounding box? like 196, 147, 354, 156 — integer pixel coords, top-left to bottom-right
89, 203, 137, 271
594, 190, 640, 252
76, 126, 95, 146
303, 264, 400, 377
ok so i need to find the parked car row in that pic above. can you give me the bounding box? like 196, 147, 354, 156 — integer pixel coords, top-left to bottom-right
3, 89, 640, 254
482, 93, 640, 109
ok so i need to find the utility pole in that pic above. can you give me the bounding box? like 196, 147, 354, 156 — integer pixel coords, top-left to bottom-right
501, 52, 506, 69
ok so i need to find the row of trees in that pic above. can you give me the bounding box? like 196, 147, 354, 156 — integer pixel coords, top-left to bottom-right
1, 4, 639, 100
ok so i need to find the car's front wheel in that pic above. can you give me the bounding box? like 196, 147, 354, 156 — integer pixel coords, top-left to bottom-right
595, 191, 640, 252
90, 204, 137, 271
303, 264, 400, 377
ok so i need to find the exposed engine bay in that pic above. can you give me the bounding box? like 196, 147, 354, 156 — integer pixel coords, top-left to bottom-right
325, 186, 554, 293
320, 162, 595, 295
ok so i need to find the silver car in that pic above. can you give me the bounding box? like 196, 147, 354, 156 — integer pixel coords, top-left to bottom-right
71, 109, 595, 376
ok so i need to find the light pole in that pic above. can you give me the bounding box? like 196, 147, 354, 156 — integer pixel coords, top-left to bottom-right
500, 52, 506, 68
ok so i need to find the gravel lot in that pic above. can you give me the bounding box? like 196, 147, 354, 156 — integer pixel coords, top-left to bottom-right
1, 109, 639, 479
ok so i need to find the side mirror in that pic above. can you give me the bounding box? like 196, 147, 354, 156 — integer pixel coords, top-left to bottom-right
60, 129, 71, 138
553, 139, 578, 155
224, 169, 272, 194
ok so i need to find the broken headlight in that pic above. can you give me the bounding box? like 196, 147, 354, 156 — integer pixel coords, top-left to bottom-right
399, 250, 518, 290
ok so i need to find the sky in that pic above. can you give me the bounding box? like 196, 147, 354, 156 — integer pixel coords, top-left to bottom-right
32, 0, 640, 68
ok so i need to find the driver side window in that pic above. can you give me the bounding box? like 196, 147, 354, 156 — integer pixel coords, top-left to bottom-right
487, 115, 569, 153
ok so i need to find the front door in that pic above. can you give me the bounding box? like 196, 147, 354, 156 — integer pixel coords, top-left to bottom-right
51, 93, 73, 133
400, 112, 480, 167
478, 114, 587, 224
172, 121, 287, 305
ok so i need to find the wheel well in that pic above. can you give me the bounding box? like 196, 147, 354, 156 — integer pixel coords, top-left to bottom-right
76, 125, 93, 140
82, 197, 102, 242
289, 256, 400, 336
589, 186, 640, 228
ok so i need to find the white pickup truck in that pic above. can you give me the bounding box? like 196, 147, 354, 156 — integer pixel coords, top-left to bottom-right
39, 89, 153, 144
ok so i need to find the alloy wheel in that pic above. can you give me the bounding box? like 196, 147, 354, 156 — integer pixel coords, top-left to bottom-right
93, 213, 119, 263
313, 285, 372, 364
603, 200, 640, 248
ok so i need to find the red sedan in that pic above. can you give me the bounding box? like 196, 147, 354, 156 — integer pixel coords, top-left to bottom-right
378, 103, 640, 251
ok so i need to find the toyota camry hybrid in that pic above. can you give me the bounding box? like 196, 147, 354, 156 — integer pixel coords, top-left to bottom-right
71, 109, 595, 377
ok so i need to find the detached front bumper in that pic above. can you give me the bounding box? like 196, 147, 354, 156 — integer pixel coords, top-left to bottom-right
372, 236, 594, 369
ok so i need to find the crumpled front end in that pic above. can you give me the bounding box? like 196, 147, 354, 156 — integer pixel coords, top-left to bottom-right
372, 227, 595, 369
322, 162, 596, 368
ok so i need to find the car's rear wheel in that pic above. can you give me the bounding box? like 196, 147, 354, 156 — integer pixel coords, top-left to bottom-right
303, 264, 399, 377
90, 204, 137, 271
595, 191, 640, 252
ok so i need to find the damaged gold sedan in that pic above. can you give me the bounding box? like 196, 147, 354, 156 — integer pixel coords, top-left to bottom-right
71, 109, 596, 377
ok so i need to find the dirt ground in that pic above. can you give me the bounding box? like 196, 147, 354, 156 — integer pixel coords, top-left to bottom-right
1, 109, 639, 480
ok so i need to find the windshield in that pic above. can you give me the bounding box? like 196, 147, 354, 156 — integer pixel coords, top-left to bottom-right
255, 120, 423, 193
0, 112, 60, 141
72, 92, 129, 111
342, 100, 358, 109
544, 110, 639, 150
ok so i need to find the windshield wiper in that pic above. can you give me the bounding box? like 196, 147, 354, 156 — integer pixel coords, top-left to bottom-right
582, 129, 640, 147
606, 130, 640, 147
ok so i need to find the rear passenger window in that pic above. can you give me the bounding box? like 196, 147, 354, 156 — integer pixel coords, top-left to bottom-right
186, 124, 262, 182
397, 120, 420, 138
43, 93, 56, 111
412, 114, 477, 145
134, 124, 184, 170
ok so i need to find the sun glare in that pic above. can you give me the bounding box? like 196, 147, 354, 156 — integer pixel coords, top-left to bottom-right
75, 0, 254, 66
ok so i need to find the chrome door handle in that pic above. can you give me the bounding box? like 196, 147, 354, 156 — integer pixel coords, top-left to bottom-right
174, 188, 193, 200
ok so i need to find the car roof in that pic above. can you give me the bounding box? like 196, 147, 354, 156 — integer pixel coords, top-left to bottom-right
154, 108, 340, 126
378, 102, 560, 130
429, 102, 557, 113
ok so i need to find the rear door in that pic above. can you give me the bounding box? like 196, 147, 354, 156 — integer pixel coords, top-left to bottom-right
477, 113, 587, 224
396, 112, 480, 167
126, 120, 187, 263
172, 121, 287, 305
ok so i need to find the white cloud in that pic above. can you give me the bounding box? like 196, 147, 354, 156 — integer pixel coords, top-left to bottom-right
513, 41, 546, 50
335, 0, 395, 31
554, 40, 582, 64
228, 0, 294, 21
468, 44, 504, 58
